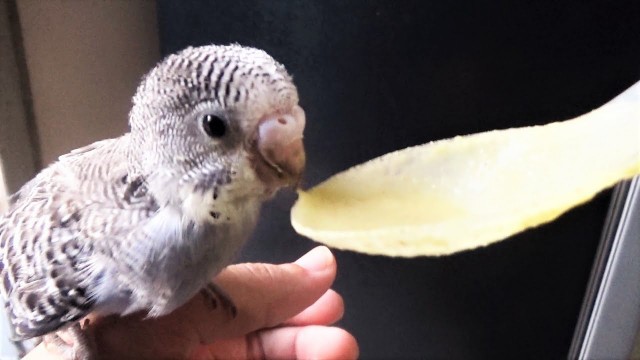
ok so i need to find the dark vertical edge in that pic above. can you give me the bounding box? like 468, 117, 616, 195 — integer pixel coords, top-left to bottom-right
6, 0, 42, 171
0, 0, 42, 194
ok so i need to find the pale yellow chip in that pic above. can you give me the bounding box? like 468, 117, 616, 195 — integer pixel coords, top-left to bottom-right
291, 82, 640, 257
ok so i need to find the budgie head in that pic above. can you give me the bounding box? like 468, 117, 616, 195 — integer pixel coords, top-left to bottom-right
127, 44, 306, 209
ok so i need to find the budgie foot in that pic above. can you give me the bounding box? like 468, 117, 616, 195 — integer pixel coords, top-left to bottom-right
43, 320, 96, 360
200, 282, 237, 319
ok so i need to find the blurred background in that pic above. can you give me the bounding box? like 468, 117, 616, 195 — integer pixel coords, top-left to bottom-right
1, 0, 639, 358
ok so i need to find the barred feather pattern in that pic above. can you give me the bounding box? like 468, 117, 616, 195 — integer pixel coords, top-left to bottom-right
0, 44, 301, 339
0, 137, 154, 338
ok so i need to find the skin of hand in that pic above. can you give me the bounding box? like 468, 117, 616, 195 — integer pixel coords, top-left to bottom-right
24, 246, 358, 360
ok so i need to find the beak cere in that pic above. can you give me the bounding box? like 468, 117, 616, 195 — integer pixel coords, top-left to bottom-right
255, 105, 306, 186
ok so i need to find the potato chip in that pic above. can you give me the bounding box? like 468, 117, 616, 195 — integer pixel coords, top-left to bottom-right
291, 82, 640, 256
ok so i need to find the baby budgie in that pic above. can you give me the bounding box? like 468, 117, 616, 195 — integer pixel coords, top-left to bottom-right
0, 44, 306, 358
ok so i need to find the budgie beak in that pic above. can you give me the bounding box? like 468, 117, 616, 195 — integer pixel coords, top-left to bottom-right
253, 105, 306, 188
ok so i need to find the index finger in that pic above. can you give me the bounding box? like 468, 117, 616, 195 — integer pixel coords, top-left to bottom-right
190, 246, 338, 341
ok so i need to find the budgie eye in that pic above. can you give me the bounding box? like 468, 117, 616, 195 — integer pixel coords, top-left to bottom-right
202, 114, 227, 138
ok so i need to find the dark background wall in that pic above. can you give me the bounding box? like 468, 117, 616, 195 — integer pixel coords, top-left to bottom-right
157, 1, 640, 358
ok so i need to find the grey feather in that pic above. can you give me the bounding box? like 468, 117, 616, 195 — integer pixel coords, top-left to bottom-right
0, 44, 303, 340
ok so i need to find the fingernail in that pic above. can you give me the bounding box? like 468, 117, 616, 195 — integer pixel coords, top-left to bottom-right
295, 246, 333, 272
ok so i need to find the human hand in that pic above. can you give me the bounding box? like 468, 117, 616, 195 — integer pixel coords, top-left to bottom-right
26, 246, 358, 359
